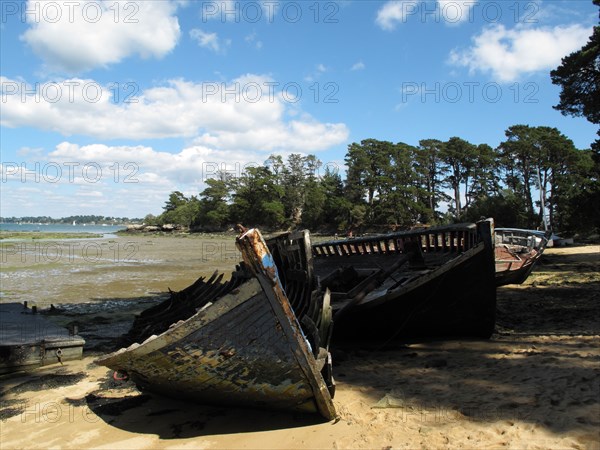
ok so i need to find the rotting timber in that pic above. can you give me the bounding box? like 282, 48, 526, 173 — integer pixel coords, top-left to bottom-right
311, 219, 497, 341
494, 228, 550, 286
97, 220, 497, 418
96, 228, 336, 420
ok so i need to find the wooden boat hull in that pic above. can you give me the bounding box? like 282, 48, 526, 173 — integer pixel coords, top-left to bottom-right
312, 220, 497, 341
96, 229, 336, 420
495, 228, 549, 286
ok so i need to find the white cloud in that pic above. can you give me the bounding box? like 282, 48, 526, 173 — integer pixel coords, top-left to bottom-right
449, 24, 593, 82
1, 141, 267, 216
75, 190, 104, 197
1, 75, 349, 152
190, 28, 230, 53
245, 32, 263, 49
0, 142, 278, 217
2, 139, 351, 217
304, 64, 330, 82
437, 0, 476, 24
20, 1, 181, 73
47, 141, 266, 185
351, 61, 365, 71
376, 1, 410, 30
193, 119, 349, 153
16, 146, 44, 158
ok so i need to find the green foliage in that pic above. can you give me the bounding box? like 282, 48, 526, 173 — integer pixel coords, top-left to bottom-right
229, 166, 285, 228
497, 125, 583, 230
197, 176, 231, 229
344, 139, 429, 229
439, 136, 479, 219
158, 193, 200, 228
415, 139, 449, 223
555, 149, 600, 233
464, 190, 529, 228
148, 127, 597, 235
143, 214, 158, 226
301, 178, 326, 229
163, 191, 188, 212
550, 4, 600, 127
550, 7, 600, 232
320, 168, 352, 231
273, 153, 324, 227
470, 144, 500, 201
497, 125, 544, 227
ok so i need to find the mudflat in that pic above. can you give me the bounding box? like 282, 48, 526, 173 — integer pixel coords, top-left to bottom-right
0, 237, 598, 449
0, 233, 241, 306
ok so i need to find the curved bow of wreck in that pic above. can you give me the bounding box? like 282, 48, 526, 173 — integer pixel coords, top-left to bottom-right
96, 228, 336, 420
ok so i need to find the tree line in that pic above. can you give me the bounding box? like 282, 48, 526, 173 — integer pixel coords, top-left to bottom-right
146, 124, 599, 235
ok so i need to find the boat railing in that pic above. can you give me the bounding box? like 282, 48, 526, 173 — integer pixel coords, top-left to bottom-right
312, 224, 480, 258
495, 231, 530, 244
495, 229, 548, 250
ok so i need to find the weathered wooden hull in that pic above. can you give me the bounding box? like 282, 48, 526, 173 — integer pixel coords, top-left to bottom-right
96, 229, 336, 420
312, 220, 497, 341
495, 228, 549, 286
0, 303, 85, 374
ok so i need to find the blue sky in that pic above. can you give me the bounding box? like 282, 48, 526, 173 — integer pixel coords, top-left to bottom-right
1, 0, 598, 218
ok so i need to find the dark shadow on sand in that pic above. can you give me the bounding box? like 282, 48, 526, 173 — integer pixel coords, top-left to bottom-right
82, 388, 326, 439
329, 248, 599, 435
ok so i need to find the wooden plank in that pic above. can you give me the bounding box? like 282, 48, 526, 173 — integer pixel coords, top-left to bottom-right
237, 229, 337, 420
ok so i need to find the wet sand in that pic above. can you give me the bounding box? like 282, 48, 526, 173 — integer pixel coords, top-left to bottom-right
0, 238, 598, 449
0, 234, 242, 306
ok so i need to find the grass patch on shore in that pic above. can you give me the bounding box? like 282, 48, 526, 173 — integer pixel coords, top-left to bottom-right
0, 231, 103, 240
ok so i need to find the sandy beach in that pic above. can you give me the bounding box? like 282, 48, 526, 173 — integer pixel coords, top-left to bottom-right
1, 237, 598, 449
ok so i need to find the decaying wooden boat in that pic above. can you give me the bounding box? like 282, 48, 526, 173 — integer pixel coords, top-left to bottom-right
97, 220, 498, 416
96, 228, 336, 420
311, 220, 497, 341
0, 302, 85, 374
495, 228, 550, 286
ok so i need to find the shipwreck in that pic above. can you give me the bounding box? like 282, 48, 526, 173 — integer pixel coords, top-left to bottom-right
312, 219, 497, 341
97, 219, 498, 418
96, 228, 336, 420
494, 228, 550, 286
